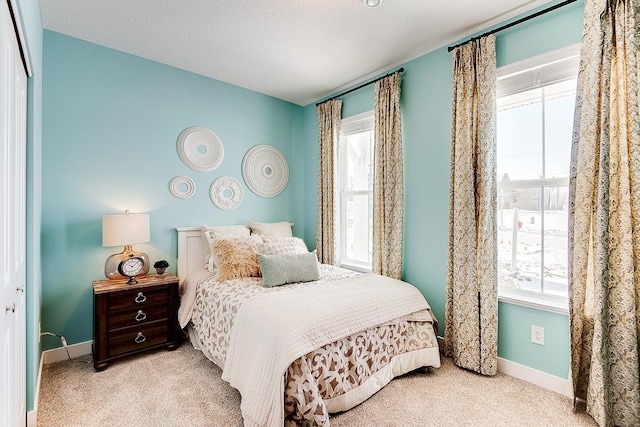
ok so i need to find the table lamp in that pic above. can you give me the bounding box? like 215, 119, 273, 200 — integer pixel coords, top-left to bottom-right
102, 210, 150, 282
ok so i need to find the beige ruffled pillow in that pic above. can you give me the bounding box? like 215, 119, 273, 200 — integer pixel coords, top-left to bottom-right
211, 235, 262, 282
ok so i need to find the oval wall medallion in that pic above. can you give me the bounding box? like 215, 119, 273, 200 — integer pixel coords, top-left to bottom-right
242, 145, 288, 197
209, 176, 243, 210
169, 175, 196, 199
176, 126, 224, 172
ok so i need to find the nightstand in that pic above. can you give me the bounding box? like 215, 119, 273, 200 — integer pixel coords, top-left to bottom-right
92, 273, 180, 371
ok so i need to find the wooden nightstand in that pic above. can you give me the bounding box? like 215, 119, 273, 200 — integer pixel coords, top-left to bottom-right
92, 273, 180, 371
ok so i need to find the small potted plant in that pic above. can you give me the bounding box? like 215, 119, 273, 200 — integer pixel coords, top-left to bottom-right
154, 260, 169, 275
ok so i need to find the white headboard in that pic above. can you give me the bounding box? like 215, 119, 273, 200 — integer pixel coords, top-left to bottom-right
176, 226, 207, 284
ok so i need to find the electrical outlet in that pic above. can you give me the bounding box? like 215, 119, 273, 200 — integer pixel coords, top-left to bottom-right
531, 325, 545, 345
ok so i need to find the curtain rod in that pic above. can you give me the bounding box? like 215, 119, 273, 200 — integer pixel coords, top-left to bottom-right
315, 67, 404, 106
447, 0, 578, 53
7, 0, 32, 76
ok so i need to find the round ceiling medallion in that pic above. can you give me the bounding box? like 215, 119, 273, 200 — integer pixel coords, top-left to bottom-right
169, 176, 196, 199
209, 176, 243, 210
242, 145, 289, 198
176, 126, 224, 172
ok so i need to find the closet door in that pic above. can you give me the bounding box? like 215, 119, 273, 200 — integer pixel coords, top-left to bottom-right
0, 0, 28, 425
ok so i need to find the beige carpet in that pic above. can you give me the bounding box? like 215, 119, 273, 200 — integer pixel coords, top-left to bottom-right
37, 343, 597, 427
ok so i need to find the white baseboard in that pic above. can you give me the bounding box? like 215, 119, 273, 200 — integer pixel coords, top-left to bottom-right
437, 337, 571, 398
27, 408, 37, 426
27, 341, 93, 426
26, 355, 44, 427
42, 340, 93, 365
497, 357, 572, 397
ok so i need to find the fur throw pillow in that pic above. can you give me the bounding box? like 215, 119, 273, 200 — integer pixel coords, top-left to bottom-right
212, 236, 262, 282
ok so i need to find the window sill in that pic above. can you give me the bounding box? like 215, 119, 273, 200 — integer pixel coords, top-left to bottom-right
498, 287, 568, 315
339, 262, 372, 273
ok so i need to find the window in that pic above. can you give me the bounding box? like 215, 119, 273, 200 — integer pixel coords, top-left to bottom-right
338, 111, 375, 271
496, 45, 580, 311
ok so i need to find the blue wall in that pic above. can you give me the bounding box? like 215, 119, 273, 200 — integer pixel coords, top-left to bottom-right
16, 0, 43, 413
42, 31, 300, 350
40, 0, 584, 392
299, 0, 584, 379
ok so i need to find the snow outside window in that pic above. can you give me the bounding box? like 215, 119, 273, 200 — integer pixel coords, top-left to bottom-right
496, 44, 579, 313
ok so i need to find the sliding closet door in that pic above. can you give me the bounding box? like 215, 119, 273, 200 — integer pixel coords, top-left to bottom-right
0, 0, 28, 425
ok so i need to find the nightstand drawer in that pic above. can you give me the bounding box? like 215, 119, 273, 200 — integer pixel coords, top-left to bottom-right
108, 321, 168, 356
93, 274, 180, 370
109, 305, 169, 329
108, 287, 168, 311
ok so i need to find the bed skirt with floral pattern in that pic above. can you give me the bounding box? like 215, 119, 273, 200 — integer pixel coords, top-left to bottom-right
187, 265, 440, 426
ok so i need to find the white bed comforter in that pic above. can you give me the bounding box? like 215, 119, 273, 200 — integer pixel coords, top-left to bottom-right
220, 272, 434, 427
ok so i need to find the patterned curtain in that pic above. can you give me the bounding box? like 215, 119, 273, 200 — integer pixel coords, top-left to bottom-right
444, 35, 498, 376
569, 0, 640, 425
372, 72, 404, 279
316, 99, 342, 265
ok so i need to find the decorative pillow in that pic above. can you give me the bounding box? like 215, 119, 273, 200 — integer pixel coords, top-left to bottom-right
258, 251, 320, 287
258, 236, 308, 256
201, 225, 250, 270
249, 221, 293, 237
211, 236, 262, 282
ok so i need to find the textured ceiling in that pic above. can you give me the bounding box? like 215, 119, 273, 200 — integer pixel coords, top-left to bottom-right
40, 0, 551, 106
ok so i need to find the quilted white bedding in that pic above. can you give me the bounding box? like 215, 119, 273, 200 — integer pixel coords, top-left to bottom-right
181, 264, 440, 426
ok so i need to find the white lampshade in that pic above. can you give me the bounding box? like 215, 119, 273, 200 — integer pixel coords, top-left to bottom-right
102, 211, 150, 247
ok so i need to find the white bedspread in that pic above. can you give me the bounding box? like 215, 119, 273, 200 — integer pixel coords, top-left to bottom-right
178, 269, 212, 328
220, 272, 434, 427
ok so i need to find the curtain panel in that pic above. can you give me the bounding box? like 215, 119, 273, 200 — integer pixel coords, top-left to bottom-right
569, 0, 640, 425
316, 100, 342, 265
373, 72, 404, 279
444, 35, 498, 376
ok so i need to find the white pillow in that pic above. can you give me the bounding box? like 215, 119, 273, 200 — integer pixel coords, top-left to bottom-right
201, 225, 250, 271
249, 221, 293, 237
258, 236, 308, 256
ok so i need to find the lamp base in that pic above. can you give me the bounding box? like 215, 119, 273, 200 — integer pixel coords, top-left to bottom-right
105, 245, 150, 280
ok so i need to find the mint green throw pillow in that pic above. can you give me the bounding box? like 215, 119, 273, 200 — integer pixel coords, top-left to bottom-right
258, 251, 320, 287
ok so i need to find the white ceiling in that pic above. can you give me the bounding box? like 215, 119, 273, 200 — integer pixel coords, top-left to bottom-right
40, 0, 551, 106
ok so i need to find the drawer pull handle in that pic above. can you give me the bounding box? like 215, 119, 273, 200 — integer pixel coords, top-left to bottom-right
134, 292, 147, 304
134, 332, 146, 344
5, 303, 15, 313
135, 310, 147, 322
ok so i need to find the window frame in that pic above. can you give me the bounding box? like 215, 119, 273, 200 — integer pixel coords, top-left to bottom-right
495, 44, 580, 314
338, 110, 375, 272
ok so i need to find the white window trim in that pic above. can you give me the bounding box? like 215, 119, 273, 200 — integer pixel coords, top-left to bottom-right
499, 288, 568, 315
496, 45, 579, 312
339, 260, 372, 273
338, 110, 375, 271
497, 43, 580, 97
340, 110, 375, 135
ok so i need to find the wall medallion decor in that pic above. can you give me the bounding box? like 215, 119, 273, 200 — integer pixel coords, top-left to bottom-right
169, 175, 196, 199
242, 145, 288, 197
209, 176, 243, 210
176, 126, 224, 172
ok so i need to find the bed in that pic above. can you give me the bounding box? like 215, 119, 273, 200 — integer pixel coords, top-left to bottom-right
176, 224, 440, 427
